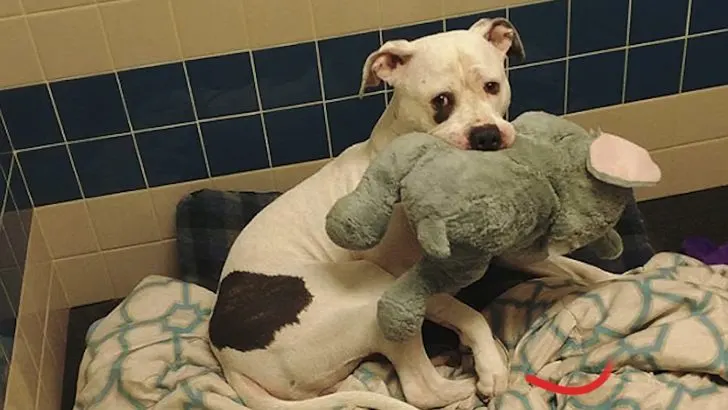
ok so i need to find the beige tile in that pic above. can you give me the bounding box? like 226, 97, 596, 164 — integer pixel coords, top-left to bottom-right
22, 0, 93, 14
566, 85, 728, 151
87, 190, 161, 250
17, 310, 44, 370
2, 210, 29, 266
39, 339, 62, 410
28, 5, 112, 80
380, 0, 442, 27
99, 0, 181, 69
0, 0, 22, 17
0, 267, 23, 316
19, 262, 51, 317
54, 253, 116, 306
212, 168, 278, 192
274, 159, 331, 191
150, 179, 212, 240
172, 0, 249, 58
45, 275, 68, 360
0, 17, 45, 88
311, 0, 380, 38
243, 0, 315, 48
25, 217, 51, 265
635, 135, 728, 201
5, 333, 38, 410
35, 201, 98, 258
0, 230, 19, 270
104, 239, 178, 297
442, 0, 532, 17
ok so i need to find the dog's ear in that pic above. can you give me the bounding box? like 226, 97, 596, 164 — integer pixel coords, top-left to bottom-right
360, 40, 415, 95
469, 18, 525, 61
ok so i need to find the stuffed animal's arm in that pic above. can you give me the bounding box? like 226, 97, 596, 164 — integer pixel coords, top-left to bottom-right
325, 133, 437, 250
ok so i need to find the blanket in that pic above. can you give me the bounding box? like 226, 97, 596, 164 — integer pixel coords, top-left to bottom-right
73, 252, 728, 409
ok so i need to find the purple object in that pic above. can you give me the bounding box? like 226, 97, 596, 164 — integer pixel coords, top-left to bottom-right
681, 237, 728, 265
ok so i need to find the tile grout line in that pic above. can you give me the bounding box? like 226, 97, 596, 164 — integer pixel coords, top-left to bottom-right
621, 0, 634, 104
10, 91, 388, 155
17, 7, 88, 207
1, 108, 38, 224
247, 52, 273, 169
167, 0, 212, 181
562, 0, 571, 114
679, 0, 694, 93
92, 5, 151, 191
309, 0, 334, 159
1, 19, 727, 93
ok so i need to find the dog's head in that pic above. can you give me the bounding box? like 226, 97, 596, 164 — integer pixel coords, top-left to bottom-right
361, 18, 524, 151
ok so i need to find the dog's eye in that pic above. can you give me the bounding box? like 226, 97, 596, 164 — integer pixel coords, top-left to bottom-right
430, 92, 455, 124
431, 93, 452, 108
484, 82, 500, 95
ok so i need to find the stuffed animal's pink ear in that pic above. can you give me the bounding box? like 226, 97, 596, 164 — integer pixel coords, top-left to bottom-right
586, 132, 662, 188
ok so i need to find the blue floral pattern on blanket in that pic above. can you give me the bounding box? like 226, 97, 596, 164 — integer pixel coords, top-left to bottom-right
73, 253, 728, 410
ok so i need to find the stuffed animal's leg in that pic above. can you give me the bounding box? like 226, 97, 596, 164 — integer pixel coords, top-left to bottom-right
590, 228, 624, 260
425, 294, 509, 398
377, 257, 488, 342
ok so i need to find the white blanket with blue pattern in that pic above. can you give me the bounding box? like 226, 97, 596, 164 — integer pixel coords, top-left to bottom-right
74, 253, 728, 409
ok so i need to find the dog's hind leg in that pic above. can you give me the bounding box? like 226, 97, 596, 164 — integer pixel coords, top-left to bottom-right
379, 330, 476, 409
425, 294, 509, 398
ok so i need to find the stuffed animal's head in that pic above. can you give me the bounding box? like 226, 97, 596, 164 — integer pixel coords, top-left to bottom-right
510, 111, 662, 256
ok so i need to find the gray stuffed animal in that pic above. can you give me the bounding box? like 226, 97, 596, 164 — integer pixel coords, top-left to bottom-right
325, 111, 662, 342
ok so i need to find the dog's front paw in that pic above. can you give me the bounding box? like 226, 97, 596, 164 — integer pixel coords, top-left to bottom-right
476, 367, 509, 399
474, 339, 509, 398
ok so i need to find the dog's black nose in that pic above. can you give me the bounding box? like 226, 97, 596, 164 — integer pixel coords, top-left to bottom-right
468, 125, 502, 151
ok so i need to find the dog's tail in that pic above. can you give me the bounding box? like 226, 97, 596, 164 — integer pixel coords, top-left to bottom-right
227, 371, 419, 410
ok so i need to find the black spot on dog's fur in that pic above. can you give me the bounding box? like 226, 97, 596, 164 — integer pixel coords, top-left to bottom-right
209, 270, 313, 352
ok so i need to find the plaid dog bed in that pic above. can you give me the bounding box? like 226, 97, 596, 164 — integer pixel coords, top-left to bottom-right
175, 189, 655, 294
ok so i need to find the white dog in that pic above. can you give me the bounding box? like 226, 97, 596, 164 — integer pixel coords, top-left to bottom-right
208, 18, 602, 410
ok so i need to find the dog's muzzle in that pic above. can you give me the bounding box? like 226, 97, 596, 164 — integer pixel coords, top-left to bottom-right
469, 124, 502, 151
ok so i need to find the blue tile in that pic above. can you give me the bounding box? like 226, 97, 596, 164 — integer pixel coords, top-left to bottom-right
445, 9, 506, 31
200, 115, 269, 176
683, 32, 728, 92
136, 125, 207, 187
508, 61, 566, 118
17, 146, 81, 206
327, 95, 385, 156
509, 0, 567, 64
264, 104, 328, 166
567, 50, 626, 113
186, 53, 258, 119
8, 158, 31, 210
630, 0, 688, 44
319, 32, 382, 99
690, 0, 728, 34
625, 41, 683, 102
0, 119, 10, 153
382, 21, 442, 42
0, 154, 11, 186
119, 63, 195, 129
570, 0, 629, 55
51, 74, 129, 141
69, 135, 145, 197
254, 43, 321, 110
0, 85, 63, 149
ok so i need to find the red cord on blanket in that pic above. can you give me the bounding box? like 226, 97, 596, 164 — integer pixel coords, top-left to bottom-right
525, 361, 614, 395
